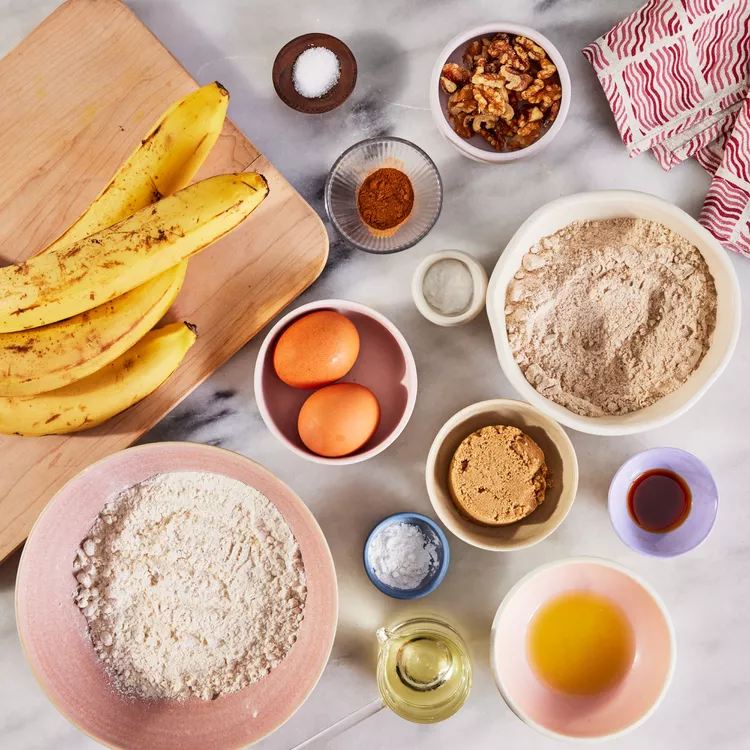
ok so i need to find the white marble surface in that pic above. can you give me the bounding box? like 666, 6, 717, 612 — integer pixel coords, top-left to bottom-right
1, 0, 750, 748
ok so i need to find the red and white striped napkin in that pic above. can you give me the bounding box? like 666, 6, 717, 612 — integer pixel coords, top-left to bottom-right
583, 0, 750, 257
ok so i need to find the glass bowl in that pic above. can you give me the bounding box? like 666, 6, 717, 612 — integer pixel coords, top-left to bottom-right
325, 136, 443, 254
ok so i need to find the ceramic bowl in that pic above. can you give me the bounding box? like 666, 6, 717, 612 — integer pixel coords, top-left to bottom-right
255, 299, 418, 465
15, 442, 338, 750
425, 399, 578, 551
486, 190, 742, 435
364, 512, 450, 600
324, 136, 443, 253
411, 250, 488, 326
430, 23, 571, 163
491, 558, 676, 741
272, 33, 357, 114
609, 447, 718, 558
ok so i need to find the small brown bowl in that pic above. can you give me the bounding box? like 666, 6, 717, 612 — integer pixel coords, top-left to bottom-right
272, 33, 357, 114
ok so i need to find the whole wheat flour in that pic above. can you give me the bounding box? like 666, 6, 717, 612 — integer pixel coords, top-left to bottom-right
73, 471, 307, 701
505, 218, 717, 417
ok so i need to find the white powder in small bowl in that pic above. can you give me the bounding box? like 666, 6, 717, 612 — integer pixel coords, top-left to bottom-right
367, 522, 439, 590
423, 258, 474, 315
293, 47, 340, 98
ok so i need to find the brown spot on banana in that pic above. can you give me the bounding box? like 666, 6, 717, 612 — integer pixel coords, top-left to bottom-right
10, 303, 40, 316
5, 343, 34, 353
142, 122, 162, 145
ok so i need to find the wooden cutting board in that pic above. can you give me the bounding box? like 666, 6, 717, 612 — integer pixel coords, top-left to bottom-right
0, 0, 329, 562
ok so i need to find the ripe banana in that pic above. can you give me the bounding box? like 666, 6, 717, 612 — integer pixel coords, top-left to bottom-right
42, 82, 229, 255
0, 322, 197, 436
0, 172, 268, 332
0, 265, 185, 397
0, 83, 229, 392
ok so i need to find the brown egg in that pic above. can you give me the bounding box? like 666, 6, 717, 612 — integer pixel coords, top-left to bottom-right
273, 311, 360, 389
298, 383, 381, 457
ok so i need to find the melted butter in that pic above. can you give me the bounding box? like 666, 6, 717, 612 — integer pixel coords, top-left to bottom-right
528, 591, 635, 696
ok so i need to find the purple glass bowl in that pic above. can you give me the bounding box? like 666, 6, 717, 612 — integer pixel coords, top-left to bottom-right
608, 447, 718, 558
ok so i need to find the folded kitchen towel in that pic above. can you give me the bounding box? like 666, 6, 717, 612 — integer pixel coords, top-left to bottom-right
699, 95, 750, 256
583, 0, 750, 256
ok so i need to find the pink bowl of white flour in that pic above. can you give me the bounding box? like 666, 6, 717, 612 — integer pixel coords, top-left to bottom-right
16, 442, 338, 750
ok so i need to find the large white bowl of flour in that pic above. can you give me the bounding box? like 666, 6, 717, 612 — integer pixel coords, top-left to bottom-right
487, 190, 741, 436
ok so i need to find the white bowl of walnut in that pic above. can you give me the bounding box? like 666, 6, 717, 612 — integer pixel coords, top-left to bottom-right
430, 24, 570, 162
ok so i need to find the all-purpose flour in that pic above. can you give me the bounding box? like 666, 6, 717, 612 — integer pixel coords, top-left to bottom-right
73, 471, 307, 701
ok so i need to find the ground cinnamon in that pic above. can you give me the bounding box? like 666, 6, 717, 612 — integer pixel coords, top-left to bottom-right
357, 167, 414, 231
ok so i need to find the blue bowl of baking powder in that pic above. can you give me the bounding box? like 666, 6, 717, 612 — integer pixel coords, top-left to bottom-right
364, 512, 450, 600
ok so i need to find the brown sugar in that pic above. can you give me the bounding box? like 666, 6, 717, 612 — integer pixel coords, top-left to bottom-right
448, 425, 547, 526
357, 167, 414, 231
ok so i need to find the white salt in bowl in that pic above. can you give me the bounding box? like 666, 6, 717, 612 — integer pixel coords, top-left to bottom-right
486, 190, 741, 436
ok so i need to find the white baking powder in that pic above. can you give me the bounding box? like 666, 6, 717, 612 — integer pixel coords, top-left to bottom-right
293, 47, 340, 98
368, 522, 438, 590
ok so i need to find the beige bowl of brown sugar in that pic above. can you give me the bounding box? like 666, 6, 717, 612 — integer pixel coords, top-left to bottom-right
487, 190, 742, 436
426, 399, 578, 551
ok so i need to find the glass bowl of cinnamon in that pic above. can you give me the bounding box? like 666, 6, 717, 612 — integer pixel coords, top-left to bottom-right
325, 136, 443, 253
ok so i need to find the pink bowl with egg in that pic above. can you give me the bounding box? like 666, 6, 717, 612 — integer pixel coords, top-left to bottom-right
491, 557, 675, 741
254, 299, 418, 465
16, 442, 338, 750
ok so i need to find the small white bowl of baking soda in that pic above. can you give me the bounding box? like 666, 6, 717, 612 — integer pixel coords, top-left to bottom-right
412, 250, 488, 326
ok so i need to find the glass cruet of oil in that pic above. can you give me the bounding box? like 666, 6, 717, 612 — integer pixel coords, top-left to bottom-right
376, 617, 472, 723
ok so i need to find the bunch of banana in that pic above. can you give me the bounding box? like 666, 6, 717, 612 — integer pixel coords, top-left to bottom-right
0, 82, 269, 435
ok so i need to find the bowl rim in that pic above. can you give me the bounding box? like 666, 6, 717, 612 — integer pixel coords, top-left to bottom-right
254, 298, 418, 465
363, 511, 450, 599
324, 136, 444, 254
429, 23, 572, 163
411, 249, 489, 326
486, 189, 742, 435
15, 441, 338, 750
607, 446, 719, 558
425, 398, 579, 551
489, 556, 677, 743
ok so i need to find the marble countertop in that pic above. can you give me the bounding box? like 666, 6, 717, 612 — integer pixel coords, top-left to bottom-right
2, 1, 749, 748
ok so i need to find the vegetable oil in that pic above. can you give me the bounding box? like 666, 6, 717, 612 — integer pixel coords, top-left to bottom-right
376, 617, 472, 723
